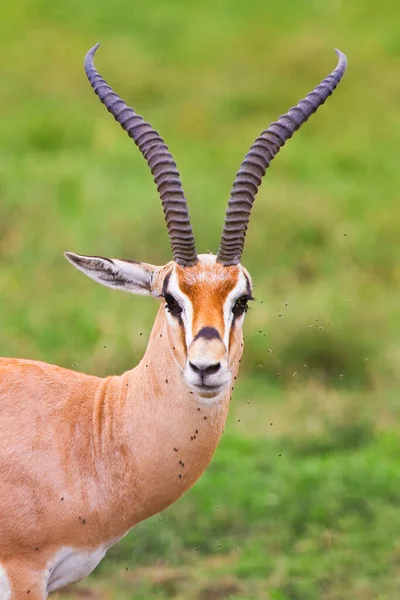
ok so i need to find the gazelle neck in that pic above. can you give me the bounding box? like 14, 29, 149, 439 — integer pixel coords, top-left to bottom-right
107, 305, 235, 528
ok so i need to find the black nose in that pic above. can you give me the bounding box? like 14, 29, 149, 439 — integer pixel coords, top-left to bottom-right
189, 361, 221, 377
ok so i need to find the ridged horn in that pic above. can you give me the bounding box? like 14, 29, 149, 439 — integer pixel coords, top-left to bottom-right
84, 44, 198, 267
217, 49, 347, 266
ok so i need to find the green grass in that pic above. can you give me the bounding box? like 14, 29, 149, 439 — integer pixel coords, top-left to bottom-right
1, 0, 400, 597
54, 424, 400, 599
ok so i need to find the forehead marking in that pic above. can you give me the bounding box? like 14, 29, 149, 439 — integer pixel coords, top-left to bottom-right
194, 327, 221, 342
177, 264, 240, 337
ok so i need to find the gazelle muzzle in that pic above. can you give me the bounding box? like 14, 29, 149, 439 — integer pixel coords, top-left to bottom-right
185, 331, 230, 397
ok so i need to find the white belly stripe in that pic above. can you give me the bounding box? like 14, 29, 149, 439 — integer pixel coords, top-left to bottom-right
46, 546, 108, 592
0, 565, 11, 600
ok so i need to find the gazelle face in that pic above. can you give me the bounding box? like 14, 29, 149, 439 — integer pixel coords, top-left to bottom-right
65, 252, 252, 400
156, 255, 252, 398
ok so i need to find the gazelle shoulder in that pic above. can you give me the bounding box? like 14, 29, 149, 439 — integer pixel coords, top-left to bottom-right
0, 358, 99, 404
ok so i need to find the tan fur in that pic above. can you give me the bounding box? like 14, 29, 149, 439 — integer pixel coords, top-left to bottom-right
0, 258, 246, 597
177, 262, 239, 337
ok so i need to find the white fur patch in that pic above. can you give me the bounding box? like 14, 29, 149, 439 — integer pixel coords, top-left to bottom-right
167, 269, 194, 349
46, 545, 109, 592
196, 253, 217, 265
0, 565, 11, 600
223, 269, 248, 349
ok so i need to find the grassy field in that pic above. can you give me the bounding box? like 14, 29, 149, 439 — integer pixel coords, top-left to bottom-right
1, 0, 400, 598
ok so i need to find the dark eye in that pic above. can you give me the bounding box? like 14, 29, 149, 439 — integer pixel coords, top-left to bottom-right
164, 293, 182, 318
232, 295, 251, 317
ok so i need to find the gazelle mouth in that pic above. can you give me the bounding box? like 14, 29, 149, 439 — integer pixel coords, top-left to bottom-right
192, 383, 226, 399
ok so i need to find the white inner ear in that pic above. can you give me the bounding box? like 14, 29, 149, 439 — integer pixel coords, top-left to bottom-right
65, 252, 154, 295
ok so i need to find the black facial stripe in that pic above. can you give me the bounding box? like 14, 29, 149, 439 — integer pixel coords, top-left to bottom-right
162, 271, 171, 297
194, 327, 221, 342
244, 272, 252, 298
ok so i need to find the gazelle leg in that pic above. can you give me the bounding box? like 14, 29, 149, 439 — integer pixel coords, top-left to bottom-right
0, 562, 46, 600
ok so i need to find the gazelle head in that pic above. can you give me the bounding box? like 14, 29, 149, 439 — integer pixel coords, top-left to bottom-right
66, 44, 347, 399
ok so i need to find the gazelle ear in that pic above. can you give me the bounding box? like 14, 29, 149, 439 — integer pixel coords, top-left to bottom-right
65, 252, 157, 296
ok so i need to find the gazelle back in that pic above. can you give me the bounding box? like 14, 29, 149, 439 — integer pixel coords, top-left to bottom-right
0, 44, 346, 598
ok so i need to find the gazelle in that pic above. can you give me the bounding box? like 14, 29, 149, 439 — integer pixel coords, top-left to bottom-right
0, 44, 346, 598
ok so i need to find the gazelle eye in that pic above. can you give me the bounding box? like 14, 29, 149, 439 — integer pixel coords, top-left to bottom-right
164, 293, 182, 318
232, 295, 252, 317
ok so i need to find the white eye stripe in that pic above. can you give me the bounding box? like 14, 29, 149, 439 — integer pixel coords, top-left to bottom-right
168, 270, 194, 348
222, 270, 249, 349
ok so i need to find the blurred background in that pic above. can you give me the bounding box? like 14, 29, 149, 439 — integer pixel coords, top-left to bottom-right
1, 0, 400, 598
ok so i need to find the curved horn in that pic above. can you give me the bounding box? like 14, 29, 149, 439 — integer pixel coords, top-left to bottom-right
84, 44, 198, 267
217, 49, 347, 266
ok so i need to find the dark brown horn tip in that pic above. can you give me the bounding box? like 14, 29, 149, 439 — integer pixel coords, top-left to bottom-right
335, 49, 347, 65
216, 48, 348, 266
84, 43, 101, 71
334, 49, 347, 78
83, 43, 198, 268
